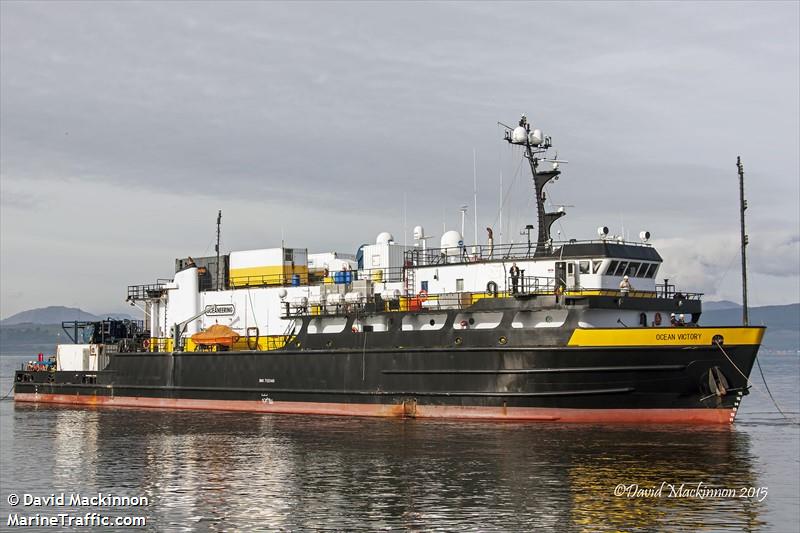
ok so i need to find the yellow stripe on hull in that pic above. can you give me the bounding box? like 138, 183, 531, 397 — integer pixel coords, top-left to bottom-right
567, 327, 765, 347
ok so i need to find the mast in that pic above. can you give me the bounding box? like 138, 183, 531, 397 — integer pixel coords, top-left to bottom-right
737, 157, 749, 326
215, 210, 222, 291
502, 114, 565, 256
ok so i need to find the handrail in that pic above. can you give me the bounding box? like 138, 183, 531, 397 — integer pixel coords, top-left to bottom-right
405, 239, 654, 267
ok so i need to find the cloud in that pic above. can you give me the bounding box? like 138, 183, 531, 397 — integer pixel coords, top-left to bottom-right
1, 1, 798, 315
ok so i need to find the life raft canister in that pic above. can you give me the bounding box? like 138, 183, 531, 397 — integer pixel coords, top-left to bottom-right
486, 281, 498, 296
654, 312, 662, 326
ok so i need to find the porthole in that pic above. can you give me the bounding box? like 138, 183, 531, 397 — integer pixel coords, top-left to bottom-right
468, 318, 475, 325
429, 319, 436, 326
498, 336, 508, 345
454, 337, 463, 345
545, 315, 552, 323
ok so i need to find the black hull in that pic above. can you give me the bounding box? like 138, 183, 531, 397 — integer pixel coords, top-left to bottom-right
14, 342, 759, 424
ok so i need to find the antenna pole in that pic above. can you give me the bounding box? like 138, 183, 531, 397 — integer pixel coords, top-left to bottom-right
215, 210, 222, 291
473, 148, 478, 248
737, 157, 749, 326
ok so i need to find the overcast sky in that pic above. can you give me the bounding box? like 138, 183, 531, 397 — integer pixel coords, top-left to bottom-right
1, 1, 798, 317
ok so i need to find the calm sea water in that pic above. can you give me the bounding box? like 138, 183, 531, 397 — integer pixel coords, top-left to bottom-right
0, 350, 798, 532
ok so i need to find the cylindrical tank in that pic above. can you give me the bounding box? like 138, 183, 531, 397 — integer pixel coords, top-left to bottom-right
326, 293, 344, 306
173, 266, 200, 334
344, 292, 363, 304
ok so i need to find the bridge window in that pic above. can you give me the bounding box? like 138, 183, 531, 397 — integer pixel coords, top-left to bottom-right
592, 260, 603, 273
627, 262, 641, 277
605, 260, 618, 275
644, 264, 658, 278
614, 261, 628, 276
579, 261, 590, 274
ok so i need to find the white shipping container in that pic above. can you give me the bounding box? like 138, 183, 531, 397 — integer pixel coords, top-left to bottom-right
230, 248, 284, 269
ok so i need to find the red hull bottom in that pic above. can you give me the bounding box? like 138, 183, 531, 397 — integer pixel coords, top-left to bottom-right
13, 393, 735, 425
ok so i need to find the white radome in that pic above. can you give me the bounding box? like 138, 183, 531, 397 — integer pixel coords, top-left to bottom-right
529, 129, 543, 146
376, 232, 394, 245
440, 230, 462, 251
413, 225, 424, 240
512, 126, 528, 144
278, 288, 288, 299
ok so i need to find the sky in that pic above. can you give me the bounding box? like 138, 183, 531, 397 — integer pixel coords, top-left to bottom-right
1, 1, 798, 318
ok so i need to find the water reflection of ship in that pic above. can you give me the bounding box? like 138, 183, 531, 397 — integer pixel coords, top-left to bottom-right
28, 404, 764, 530
566, 427, 763, 532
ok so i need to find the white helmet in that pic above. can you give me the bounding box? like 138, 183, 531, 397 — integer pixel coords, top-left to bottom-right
623, 275, 629, 280
679, 314, 685, 320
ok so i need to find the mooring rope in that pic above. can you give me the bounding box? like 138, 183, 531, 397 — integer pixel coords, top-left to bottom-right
0, 382, 15, 401
714, 339, 793, 421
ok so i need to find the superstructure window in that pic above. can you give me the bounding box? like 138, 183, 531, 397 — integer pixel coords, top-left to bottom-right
644, 264, 658, 278
284, 249, 293, 261
627, 262, 641, 277
614, 261, 628, 276
606, 260, 619, 275
579, 261, 590, 274
592, 260, 602, 273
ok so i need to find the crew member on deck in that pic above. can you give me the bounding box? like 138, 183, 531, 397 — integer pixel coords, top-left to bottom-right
486, 227, 494, 259
670, 313, 678, 326
678, 314, 686, 326
619, 275, 632, 295
510, 262, 521, 294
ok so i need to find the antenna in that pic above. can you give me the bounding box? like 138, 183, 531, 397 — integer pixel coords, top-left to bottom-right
737, 156, 749, 326
215, 210, 222, 291
460, 205, 468, 238
403, 193, 408, 247
473, 148, 478, 248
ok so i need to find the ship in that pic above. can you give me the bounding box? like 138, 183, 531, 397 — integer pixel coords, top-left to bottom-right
14, 115, 764, 424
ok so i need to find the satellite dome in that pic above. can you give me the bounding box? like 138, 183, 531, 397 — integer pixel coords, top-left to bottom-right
441, 230, 462, 255
376, 232, 394, 245
512, 126, 528, 144
529, 129, 543, 146
278, 288, 288, 299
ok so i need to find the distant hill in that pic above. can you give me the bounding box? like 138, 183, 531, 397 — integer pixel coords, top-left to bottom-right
703, 300, 742, 311
0, 306, 132, 326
